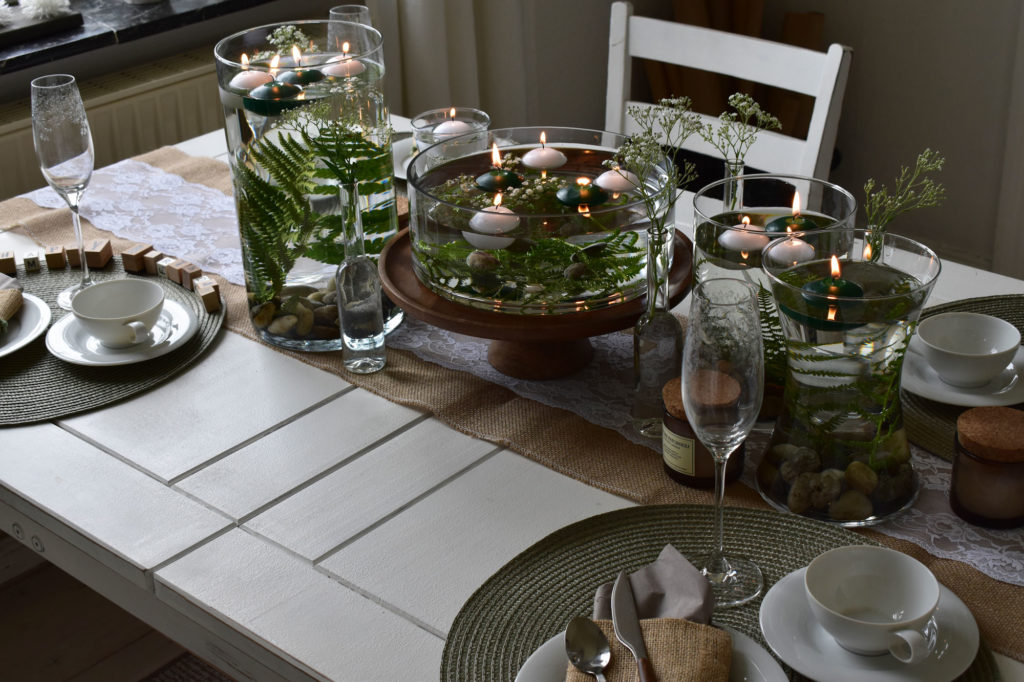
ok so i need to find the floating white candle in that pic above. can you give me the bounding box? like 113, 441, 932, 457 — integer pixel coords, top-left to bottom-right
229, 54, 273, 90
522, 132, 567, 170
718, 216, 770, 252
766, 227, 815, 265
464, 194, 519, 249
433, 108, 474, 137
595, 167, 639, 193
323, 42, 366, 77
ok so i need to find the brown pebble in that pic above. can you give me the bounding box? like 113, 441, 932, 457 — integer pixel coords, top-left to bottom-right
957, 407, 1024, 463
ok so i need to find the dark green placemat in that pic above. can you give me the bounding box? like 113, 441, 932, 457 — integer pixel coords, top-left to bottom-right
0, 263, 224, 426
440, 504, 999, 681
902, 295, 1024, 460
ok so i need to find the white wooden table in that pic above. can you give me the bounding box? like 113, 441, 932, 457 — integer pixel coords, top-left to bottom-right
1, 131, 1022, 681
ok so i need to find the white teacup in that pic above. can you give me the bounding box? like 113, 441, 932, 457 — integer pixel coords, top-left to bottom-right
805, 545, 940, 664
917, 312, 1021, 388
71, 279, 165, 348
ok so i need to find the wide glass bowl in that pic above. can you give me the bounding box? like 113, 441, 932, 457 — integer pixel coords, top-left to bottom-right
406, 127, 671, 315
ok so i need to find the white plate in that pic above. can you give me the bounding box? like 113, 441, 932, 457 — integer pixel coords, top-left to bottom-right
392, 136, 415, 181
0, 293, 51, 359
45, 299, 198, 366
515, 624, 786, 682
759, 568, 979, 682
901, 337, 1024, 406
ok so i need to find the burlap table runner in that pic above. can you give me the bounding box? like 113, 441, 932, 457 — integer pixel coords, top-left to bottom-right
3, 146, 1020, 663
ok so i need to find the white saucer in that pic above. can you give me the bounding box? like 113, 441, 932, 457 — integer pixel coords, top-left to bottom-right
45, 299, 198, 366
0, 293, 51, 359
759, 567, 979, 682
392, 137, 414, 180
515, 624, 786, 682
901, 336, 1024, 406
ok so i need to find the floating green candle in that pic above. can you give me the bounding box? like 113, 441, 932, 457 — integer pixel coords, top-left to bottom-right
475, 144, 523, 192
766, 190, 815, 233
277, 46, 325, 85
556, 177, 609, 209
802, 255, 864, 301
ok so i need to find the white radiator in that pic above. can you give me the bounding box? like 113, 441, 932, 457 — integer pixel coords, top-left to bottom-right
0, 48, 223, 200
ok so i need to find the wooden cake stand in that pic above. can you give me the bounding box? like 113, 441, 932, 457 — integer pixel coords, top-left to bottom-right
380, 229, 693, 380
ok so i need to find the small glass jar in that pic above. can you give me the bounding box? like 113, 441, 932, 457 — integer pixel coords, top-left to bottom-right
661, 377, 743, 488
950, 406, 1024, 529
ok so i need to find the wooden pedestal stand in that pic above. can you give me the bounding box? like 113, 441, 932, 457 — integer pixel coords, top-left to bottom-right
379, 229, 693, 380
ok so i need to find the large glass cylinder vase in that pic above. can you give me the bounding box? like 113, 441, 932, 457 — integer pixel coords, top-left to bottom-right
693, 174, 857, 410
758, 229, 941, 526
214, 20, 398, 351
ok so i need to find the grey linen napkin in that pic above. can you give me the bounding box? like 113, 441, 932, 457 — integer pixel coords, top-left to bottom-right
0, 273, 23, 291
592, 544, 714, 623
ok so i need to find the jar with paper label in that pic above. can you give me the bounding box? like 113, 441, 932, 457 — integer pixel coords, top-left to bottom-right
661, 377, 743, 488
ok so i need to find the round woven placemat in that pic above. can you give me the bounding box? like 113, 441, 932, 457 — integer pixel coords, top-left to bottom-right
0, 264, 224, 426
440, 504, 998, 682
902, 294, 1024, 461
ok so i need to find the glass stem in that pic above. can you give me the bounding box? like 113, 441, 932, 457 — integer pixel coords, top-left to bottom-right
707, 452, 731, 578
71, 205, 93, 288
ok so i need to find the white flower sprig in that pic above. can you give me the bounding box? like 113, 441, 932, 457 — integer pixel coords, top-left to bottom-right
21, 0, 71, 20
698, 92, 781, 165
0, 3, 15, 26
863, 148, 946, 231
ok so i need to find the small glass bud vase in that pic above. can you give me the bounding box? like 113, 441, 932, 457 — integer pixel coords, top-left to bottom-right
337, 182, 386, 374
722, 159, 745, 210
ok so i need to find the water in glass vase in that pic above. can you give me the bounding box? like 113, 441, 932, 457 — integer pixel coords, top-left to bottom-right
337, 257, 386, 373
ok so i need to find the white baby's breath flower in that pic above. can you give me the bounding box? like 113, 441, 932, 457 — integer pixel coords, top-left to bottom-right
0, 4, 15, 25
21, 0, 71, 20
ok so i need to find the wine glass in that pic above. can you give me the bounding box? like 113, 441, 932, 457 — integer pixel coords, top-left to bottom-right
31, 74, 95, 310
681, 277, 764, 607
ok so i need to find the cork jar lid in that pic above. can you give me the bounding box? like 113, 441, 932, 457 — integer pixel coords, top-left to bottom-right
957, 406, 1024, 463
662, 371, 741, 421
662, 377, 686, 421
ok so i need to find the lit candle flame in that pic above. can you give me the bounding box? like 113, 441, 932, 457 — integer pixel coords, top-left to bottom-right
449, 107, 457, 119
492, 193, 503, 208
863, 242, 873, 260
740, 251, 749, 260
241, 53, 250, 69
270, 54, 281, 77
792, 192, 802, 217
830, 254, 842, 278
292, 46, 302, 67
576, 177, 591, 187
342, 41, 351, 57
491, 144, 502, 168
786, 225, 793, 236
540, 131, 547, 147
741, 215, 750, 228
827, 305, 838, 321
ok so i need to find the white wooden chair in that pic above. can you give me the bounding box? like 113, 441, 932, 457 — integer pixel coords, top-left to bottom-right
605, 1, 852, 182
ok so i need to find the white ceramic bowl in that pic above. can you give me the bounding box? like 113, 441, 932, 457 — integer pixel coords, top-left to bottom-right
916, 312, 1020, 388
805, 546, 940, 663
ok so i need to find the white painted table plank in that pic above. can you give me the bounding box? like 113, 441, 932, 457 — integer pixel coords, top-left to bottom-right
156, 528, 443, 682
179, 389, 425, 520
0, 422, 230, 580
319, 451, 634, 633
245, 417, 499, 559
61, 333, 350, 483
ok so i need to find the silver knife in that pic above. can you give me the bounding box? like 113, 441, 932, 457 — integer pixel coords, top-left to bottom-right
611, 570, 657, 682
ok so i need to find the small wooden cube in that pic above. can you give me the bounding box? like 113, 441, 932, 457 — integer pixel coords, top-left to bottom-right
181, 263, 203, 290
84, 239, 113, 268
66, 246, 83, 268
156, 256, 177, 278
0, 251, 15, 275
120, 243, 153, 273
191, 275, 220, 294
44, 245, 67, 269
165, 259, 188, 284
22, 252, 40, 272
195, 283, 221, 313
143, 250, 165, 275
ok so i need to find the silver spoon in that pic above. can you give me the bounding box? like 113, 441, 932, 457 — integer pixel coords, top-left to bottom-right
565, 616, 612, 682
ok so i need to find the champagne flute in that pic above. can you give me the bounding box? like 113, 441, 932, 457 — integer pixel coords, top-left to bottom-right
31, 74, 95, 310
682, 277, 764, 607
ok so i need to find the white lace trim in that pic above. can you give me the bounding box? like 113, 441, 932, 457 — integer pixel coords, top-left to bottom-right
22, 160, 1024, 587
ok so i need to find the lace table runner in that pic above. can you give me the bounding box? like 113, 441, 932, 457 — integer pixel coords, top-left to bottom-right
20, 158, 1024, 589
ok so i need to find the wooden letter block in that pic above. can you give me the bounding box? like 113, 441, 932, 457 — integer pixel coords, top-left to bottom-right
44, 245, 67, 269
156, 256, 177, 279
181, 264, 203, 290
22, 252, 40, 272
165, 259, 188, 284
84, 239, 113, 268
143, 250, 165, 275
0, 251, 15, 275
195, 284, 221, 313
66, 246, 83, 268
191, 275, 220, 294
120, 243, 153, 273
